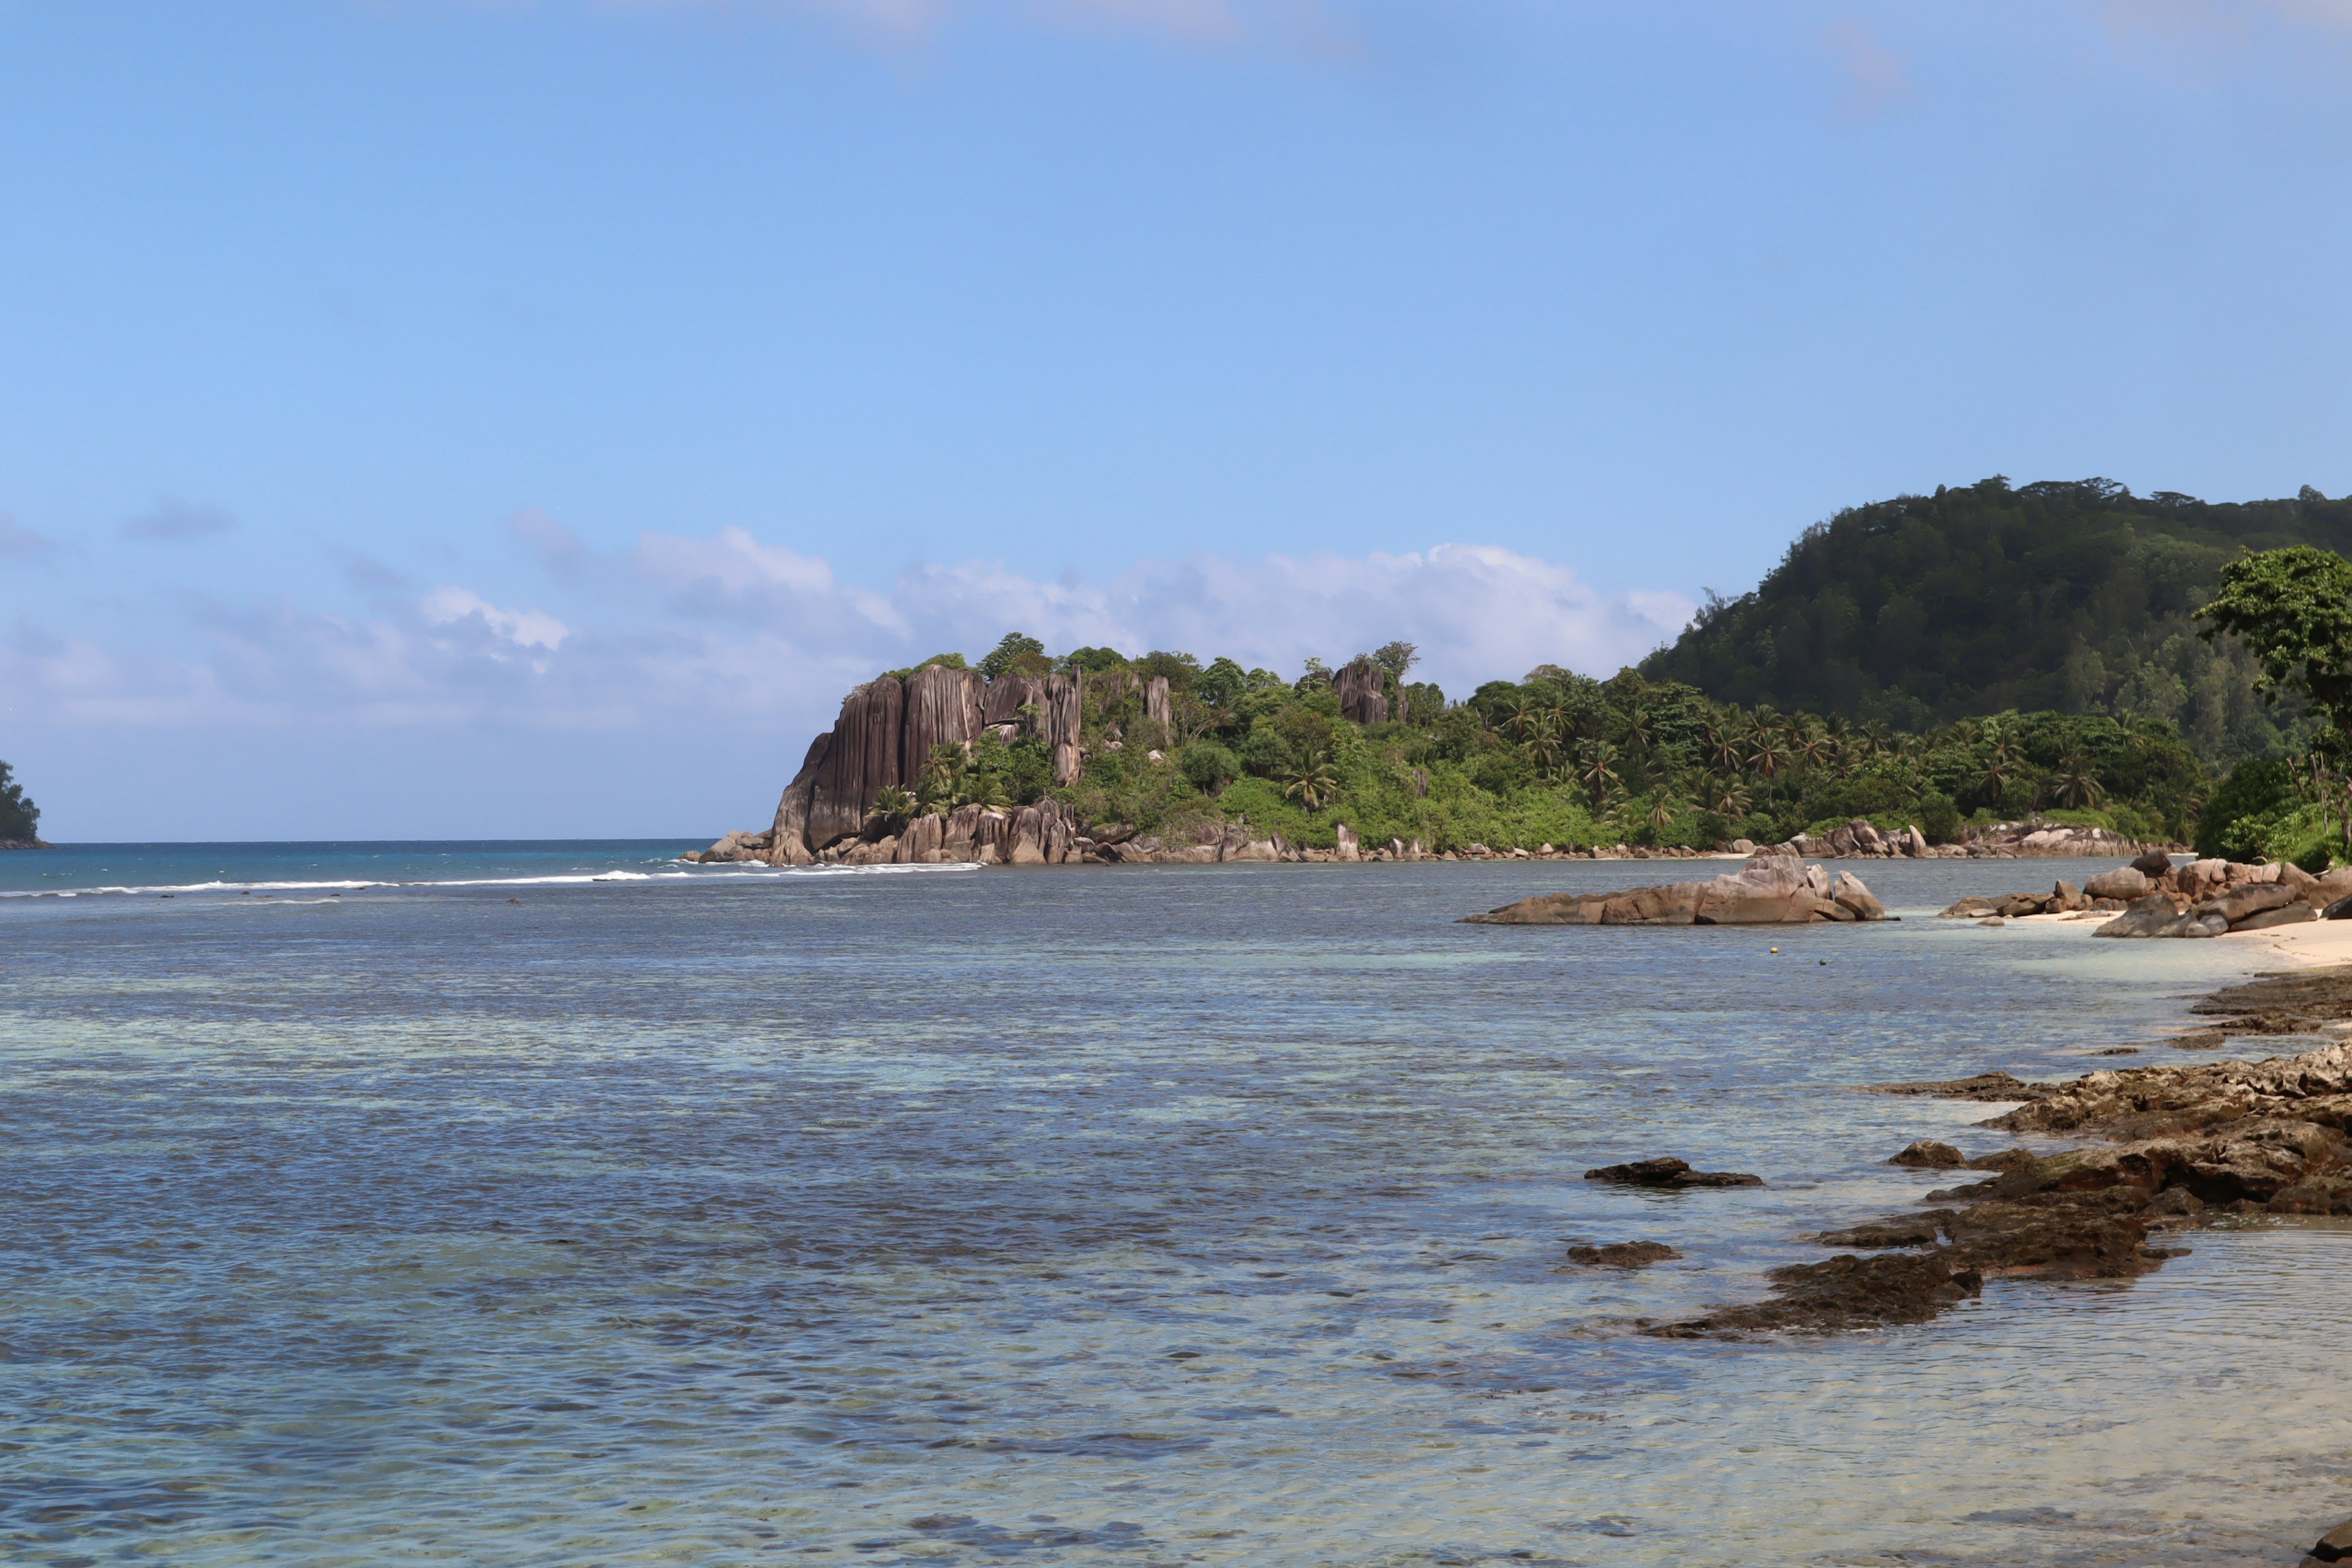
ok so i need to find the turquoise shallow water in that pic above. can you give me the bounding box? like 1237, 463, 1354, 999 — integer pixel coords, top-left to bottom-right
1, 847, 2346, 1566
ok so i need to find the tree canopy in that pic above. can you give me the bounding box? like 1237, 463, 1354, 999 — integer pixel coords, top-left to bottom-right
0, 761, 39, 844
880, 639, 2206, 855
1640, 475, 2352, 763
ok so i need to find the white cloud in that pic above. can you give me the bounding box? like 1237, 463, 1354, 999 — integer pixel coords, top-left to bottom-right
1, 533, 1689, 742
421, 586, 571, 651
883, 543, 1692, 697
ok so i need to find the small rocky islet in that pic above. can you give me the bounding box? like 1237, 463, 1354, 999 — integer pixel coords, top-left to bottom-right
1463, 850, 1891, 926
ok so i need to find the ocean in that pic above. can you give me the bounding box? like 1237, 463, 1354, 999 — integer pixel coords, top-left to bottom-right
2, 843, 2346, 1566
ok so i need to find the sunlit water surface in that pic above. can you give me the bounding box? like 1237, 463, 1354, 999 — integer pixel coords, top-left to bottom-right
2, 848, 2345, 1566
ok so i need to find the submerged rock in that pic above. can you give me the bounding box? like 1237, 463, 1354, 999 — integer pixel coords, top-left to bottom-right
1585, 1156, 1763, 1189
1566, 1241, 1681, 1267
1644, 1251, 1982, 1336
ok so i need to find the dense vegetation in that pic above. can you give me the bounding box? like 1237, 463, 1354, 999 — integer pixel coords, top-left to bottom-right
1640, 476, 2352, 763
0, 761, 39, 845
897, 634, 2207, 854
2190, 546, 2352, 869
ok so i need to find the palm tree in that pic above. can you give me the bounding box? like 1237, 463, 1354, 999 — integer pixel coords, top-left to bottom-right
1618, 708, 1655, 759
1858, 722, 1891, 760
1748, 731, 1789, 783
871, 785, 919, 826
1505, 695, 1540, 742
1282, 754, 1340, 811
1793, 720, 1834, 775
1978, 748, 2012, 804
1702, 724, 1743, 775
1645, 790, 1682, 836
1706, 778, 1752, 820
918, 744, 961, 807
2051, 753, 2106, 810
1575, 741, 1623, 805
1525, 720, 1564, 777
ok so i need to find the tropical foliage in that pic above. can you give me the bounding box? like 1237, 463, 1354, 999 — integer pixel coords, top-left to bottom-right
0, 761, 38, 843
2191, 545, 2352, 867
1640, 475, 2352, 763
918, 643, 2207, 854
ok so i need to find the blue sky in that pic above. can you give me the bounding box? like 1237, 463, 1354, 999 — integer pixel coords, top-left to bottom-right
6, 0, 2352, 839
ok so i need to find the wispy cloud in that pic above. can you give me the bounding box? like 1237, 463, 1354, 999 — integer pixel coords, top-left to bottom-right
508, 507, 597, 583
0, 516, 60, 560
121, 499, 234, 541
1823, 19, 1911, 116
0, 529, 1689, 739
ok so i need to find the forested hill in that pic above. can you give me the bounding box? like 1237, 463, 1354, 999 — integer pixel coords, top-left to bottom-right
1639, 476, 2352, 763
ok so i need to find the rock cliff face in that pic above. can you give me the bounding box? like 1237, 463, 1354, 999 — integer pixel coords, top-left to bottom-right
903, 664, 984, 782
693, 663, 1093, 865
1333, 657, 1389, 726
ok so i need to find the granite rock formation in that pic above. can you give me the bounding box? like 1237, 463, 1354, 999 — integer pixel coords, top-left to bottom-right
1941, 854, 2352, 937
1464, 852, 1889, 926
1647, 981, 2352, 1339
1332, 655, 1390, 726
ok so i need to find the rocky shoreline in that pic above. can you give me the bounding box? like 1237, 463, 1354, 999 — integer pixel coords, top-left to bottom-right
1603, 966, 2352, 1346
687, 814, 2173, 870
1943, 848, 2352, 937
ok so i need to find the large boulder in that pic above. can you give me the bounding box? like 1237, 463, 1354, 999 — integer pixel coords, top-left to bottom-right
2309, 865, 2352, 910
2082, 865, 2149, 902
2129, 850, 2175, 879
1466, 857, 1883, 925
2233, 902, 2316, 932
2203, 881, 2297, 927
1831, 871, 1886, 921
2095, 892, 2192, 938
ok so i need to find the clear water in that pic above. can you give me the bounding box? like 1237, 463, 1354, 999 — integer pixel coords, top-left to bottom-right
2, 848, 2345, 1567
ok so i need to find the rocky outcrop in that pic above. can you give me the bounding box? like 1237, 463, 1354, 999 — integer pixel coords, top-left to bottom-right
903, 663, 984, 782
1648, 985, 2352, 1340
981, 673, 1044, 728
763, 731, 831, 866
1646, 1044, 2352, 1335
1586, 1156, 1763, 1188
1142, 675, 1171, 738
690, 662, 1098, 865
809, 677, 906, 852
1333, 656, 1389, 726
1464, 853, 1888, 926
2300, 1518, 2352, 1567
1955, 820, 2170, 858
1937, 853, 2346, 937
1046, 674, 1083, 785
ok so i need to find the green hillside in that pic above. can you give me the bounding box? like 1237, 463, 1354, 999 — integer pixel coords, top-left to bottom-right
1640, 476, 2352, 764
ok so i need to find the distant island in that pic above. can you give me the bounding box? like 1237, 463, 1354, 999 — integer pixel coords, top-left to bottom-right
695, 480, 2352, 870
0, 760, 42, 850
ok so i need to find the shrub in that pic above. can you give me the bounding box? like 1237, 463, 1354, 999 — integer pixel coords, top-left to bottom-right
1180, 742, 1239, 795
